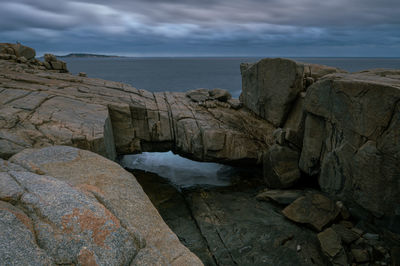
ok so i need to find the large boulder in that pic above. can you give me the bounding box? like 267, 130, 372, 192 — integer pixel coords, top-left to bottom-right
300, 70, 400, 222
44, 53, 68, 72
240, 58, 344, 127
5, 145, 202, 265
0, 43, 36, 60
240, 58, 304, 126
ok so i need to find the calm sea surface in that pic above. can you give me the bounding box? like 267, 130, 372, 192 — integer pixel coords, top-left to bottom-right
64, 57, 400, 98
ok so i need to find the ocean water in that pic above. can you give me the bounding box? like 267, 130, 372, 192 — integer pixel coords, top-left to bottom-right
121, 151, 235, 188
64, 57, 400, 98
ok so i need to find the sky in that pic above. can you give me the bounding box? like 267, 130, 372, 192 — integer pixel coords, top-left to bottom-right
0, 0, 399, 57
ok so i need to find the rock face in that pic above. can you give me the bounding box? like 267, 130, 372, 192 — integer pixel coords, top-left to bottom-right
240, 58, 345, 127
263, 144, 301, 188
0, 145, 202, 265
300, 70, 400, 220
241, 57, 400, 226
0, 58, 274, 165
241, 58, 345, 188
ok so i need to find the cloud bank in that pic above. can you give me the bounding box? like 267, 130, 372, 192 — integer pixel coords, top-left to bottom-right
0, 0, 399, 56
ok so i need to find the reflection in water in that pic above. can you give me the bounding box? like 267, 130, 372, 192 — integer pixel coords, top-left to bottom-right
121, 151, 236, 188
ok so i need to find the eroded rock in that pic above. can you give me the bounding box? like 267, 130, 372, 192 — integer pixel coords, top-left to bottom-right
9, 145, 202, 265
301, 70, 400, 220
0, 58, 274, 165
240, 58, 344, 127
263, 144, 301, 189
282, 192, 340, 231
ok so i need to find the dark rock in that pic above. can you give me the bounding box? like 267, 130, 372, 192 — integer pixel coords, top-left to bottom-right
301, 70, 400, 219
256, 189, 304, 205
240, 58, 304, 126
210, 88, 232, 102
273, 128, 286, 145
240, 58, 344, 127
364, 233, 380, 241
263, 144, 301, 189
331, 224, 360, 244
282, 192, 340, 231
391, 246, 400, 266
317, 227, 343, 257
351, 249, 370, 263
44, 53, 57, 62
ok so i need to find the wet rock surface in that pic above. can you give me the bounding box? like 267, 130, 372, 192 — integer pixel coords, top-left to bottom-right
133, 169, 329, 266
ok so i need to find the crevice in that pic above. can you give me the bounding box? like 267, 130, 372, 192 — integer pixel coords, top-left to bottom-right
201, 198, 239, 265
3, 91, 33, 105
181, 192, 220, 266
163, 92, 177, 144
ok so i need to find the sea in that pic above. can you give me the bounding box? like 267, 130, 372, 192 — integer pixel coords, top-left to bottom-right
63, 57, 400, 98
63, 57, 400, 187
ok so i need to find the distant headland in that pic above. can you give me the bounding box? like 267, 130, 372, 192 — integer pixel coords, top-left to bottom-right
56, 53, 125, 58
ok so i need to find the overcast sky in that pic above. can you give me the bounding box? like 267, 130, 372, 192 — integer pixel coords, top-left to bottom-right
1, 0, 399, 56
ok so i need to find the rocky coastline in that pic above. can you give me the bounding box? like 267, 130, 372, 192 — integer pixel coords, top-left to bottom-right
0, 43, 399, 265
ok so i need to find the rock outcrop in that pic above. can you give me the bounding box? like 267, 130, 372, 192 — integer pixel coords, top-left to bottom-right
0, 57, 274, 165
300, 70, 400, 221
43, 53, 68, 72
0, 43, 36, 60
240, 58, 345, 127
241, 58, 400, 228
0, 145, 202, 265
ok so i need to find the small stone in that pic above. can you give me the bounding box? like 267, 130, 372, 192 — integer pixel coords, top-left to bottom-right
331, 224, 359, 244
339, 220, 353, 229
263, 144, 301, 189
351, 227, 364, 236
44, 53, 57, 62
273, 128, 285, 145
363, 233, 379, 240
78, 72, 87, 77
296, 245, 301, 252
227, 98, 242, 110
317, 227, 342, 257
351, 249, 370, 263
284, 128, 301, 148
282, 193, 340, 231
209, 88, 231, 102
186, 88, 210, 102
17, 56, 27, 63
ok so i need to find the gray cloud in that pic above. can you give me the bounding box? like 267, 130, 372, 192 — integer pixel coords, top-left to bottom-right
0, 0, 399, 56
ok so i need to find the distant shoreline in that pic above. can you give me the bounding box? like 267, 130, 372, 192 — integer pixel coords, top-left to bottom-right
56, 53, 125, 58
